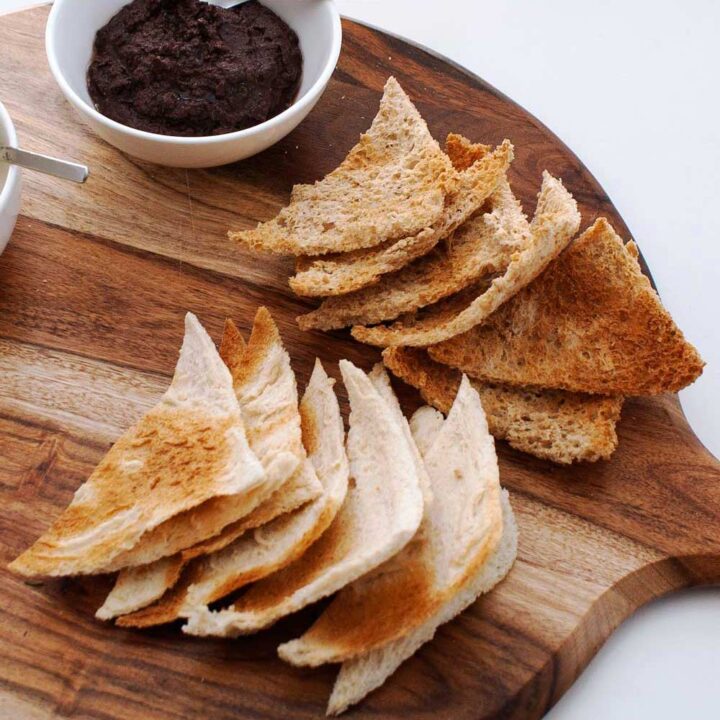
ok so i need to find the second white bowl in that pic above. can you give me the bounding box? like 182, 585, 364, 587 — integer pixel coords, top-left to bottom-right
45, 0, 342, 168
0, 101, 22, 256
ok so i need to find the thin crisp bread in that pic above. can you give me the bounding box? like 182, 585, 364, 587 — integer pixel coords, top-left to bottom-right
10, 314, 265, 578
430, 218, 705, 395
351, 171, 581, 347
383, 347, 623, 464
231, 77, 455, 257
290, 138, 513, 298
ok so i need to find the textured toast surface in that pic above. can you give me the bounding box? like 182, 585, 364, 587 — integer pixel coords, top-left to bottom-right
181, 361, 424, 638
231, 77, 454, 256
117, 361, 348, 629
430, 218, 705, 395
10, 314, 265, 578
352, 171, 580, 347
297, 135, 526, 329
99, 310, 320, 617
383, 347, 623, 464
327, 491, 517, 715
278, 377, 503, 669
98, 310, 319, 576
290, 138, 513, 298
298, 175, 529, 331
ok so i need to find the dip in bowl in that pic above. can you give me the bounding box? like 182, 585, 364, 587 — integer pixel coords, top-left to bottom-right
46, 0, 341, 167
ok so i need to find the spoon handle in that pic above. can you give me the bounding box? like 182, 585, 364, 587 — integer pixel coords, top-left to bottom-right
1, 146, 88, 183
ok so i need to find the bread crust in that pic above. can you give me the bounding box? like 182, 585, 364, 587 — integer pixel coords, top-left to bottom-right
383, 347, 623, 464
231, 77, 455, 257
430, 218, 705, 395
351, 171, 580, 347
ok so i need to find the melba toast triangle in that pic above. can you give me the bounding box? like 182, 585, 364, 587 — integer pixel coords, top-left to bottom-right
328, 490, 518, 715
231, 77, 455, 257
276, 366, 439, 663
430, 218, 705, 395
352, 170, 581, 347
10, 313, 265, 578
383, 347, 623, 464
115, 360, 349, 628
290, 138, 513, 298
298, 138, 529, 330
97, 309, 322, 618
182, 360, 425, 637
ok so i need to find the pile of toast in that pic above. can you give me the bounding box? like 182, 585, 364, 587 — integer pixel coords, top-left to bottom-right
233, 77, 704, 465
10, 308, 517, 715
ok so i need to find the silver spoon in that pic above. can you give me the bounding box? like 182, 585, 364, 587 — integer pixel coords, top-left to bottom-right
0, 146, 88, 184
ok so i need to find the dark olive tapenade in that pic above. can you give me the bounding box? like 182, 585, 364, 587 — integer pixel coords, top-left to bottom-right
87, 0, 302, 137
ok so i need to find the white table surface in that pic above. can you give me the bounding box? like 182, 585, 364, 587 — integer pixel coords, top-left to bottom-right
1, 0, 718, 717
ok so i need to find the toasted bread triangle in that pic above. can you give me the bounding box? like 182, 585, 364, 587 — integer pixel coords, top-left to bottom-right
231, 77, 455, 257
96, 555, 185, 621
367, 364, 433, 506
10, 314, 265, 578
182, 360, 424, 638
278, 378, 504, 677
290, 138, 513, 298
275, 366, 437, 662
115, 360, 348, 628
430, 218, 705, 395
227, 308, 322, 515
96, 309, 317, 577
98, 311, 322, 619
298, 138, 528, 330
327, 490, 517, 715
352, 171, 581, 347
383, 347, 623, 464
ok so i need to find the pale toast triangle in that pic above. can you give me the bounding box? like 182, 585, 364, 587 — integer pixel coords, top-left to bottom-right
231, 77, 455, 257
10, 313, 265, 578
97, 309, 316, 576
430, 218, 705, 395
227, 308, 323, 516
114, 361, 348, 628
351, 171, 581, 347
181, 360, 424, 638
278, 377, 504, 669
383, 347, 623, 464
97, 310, 322, 618
327, 491, 518, 715
275, 368, 438, 660
290, 138, 513, 298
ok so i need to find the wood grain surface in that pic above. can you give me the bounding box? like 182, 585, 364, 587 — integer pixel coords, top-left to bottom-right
1, 6, 719, 720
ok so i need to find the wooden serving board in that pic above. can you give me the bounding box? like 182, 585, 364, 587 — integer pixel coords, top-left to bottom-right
1, 6, 718, 719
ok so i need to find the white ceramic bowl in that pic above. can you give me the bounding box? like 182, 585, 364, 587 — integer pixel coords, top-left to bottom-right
0, 101, 22, 256
46, 0, 342, 168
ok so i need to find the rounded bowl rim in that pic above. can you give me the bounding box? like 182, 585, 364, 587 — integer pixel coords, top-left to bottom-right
45, 0, 342, 146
